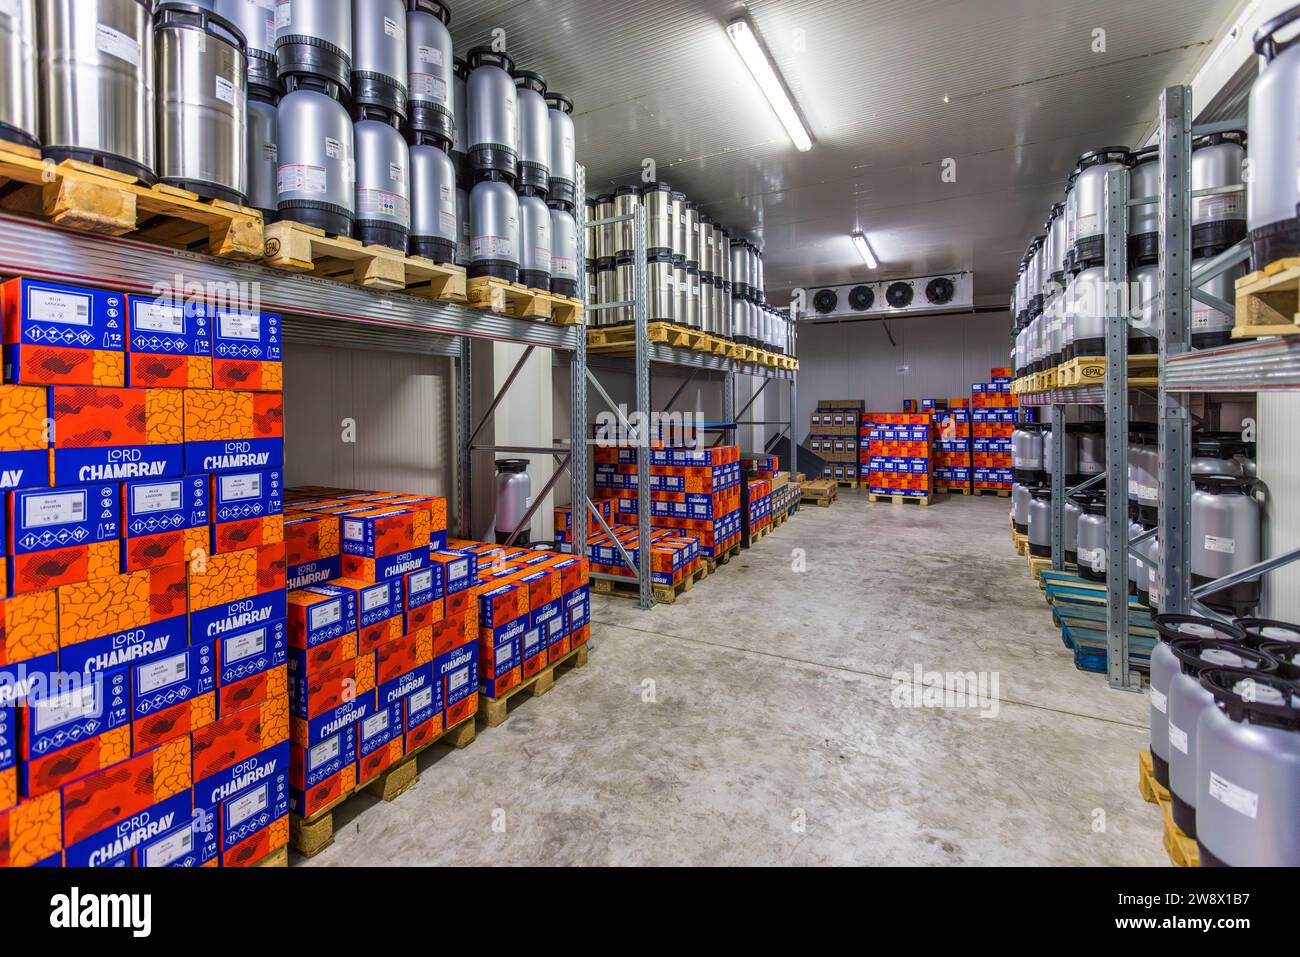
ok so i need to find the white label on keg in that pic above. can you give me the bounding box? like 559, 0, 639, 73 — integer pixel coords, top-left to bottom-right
1168, 721, 1188, 755
134, 302, 185, 334
96, 24, 141, 67
358, 189, 410, 226
533, 242, 551, 272
416, 45, 444, 67
410, 73, 447, 102
1204, 534, 1236, 555
389, 163, 403, 183
264, 17, 276, 49
227, 782, 268, 827
136, 651, 188, 694
1208, 770, 1259, 819
1192, 305, 1231, 332
1077, 546, 1104, 569
215, 75, 236, 106
144, 825, 194, 867
24, 490, 85, 528
554, 256, 575, 277
29, 289, 90, 326
1150, 686, 1167, 714
383, 16, 400, 38
278, 163, 325, 195
440, 209, 457, 233
1195, 195, 1242, 221
275, 1, 291, 30
133, 481, 182, 515
1076, 213, 1098, 237
325, 137, 343, 160
263, 142, 278, 163
471, 235, 513, 258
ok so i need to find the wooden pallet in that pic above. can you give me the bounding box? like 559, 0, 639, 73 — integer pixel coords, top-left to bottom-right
252, 845, 289, 868
704, 542, 741, 574
591, 562, 707, 604
289, 712, 477, 858
1138, 751, 1199, 867
1027, 552, 1052, 581
868, 492, 931, 506
800, 478, 837, 506
1232, 257, 1300, 337
1012, 530, 1028, 557
745, 522, 773, 546
586, 321, 712, 353
262, 220, 468, 299
0, 144, 265, 259
463, 275, 585, 323
937, 485, 973, 495
1056, 353, 1158, 389
972, 487, 1011, 497
477, 641, 590, 728
835, 479, 859, 488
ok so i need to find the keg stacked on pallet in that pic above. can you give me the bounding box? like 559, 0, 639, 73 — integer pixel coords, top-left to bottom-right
971, 368, 1016, 493
861, 413, 934, 499
923, 398, 973, 492
0, 274, 289, 868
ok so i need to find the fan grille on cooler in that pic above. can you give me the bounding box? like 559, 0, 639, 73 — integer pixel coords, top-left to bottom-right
848, 285, 874, 311
926, 277, 955, 304
813, 288, 838, 314
885, 281, 913, 308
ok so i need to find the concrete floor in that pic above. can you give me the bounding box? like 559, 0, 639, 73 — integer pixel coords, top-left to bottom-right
301, 490, 1165, 866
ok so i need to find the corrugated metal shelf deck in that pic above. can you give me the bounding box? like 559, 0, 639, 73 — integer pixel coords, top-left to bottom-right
1164, 335, 1300, 392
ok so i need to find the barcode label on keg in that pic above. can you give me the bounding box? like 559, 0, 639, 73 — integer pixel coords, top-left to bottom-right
96, 24, 141, 67
1208, 771, 1258, 819
1076, 213, 1098, 237
384, 17, 400, 38
1168, 721, 1188, 755
325, 137, 344, 160
263, 142, 278, 162
275, 2, 291, 29
1204, 534, 1236, 555
471, 235, 513, 258
410, 73, 447, 102
278, 163, 325, 195
440, 210, 457, 233
215, 76, 236, 105
554, 256, 575, 277
1150, 687, 1167, 714
416, 45, 444, 66
389, 163, 403, 183
358, 189, 410, 226
1192, 305, 1232, 332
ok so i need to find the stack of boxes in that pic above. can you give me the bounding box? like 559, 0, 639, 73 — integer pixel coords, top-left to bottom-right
280, 486, 478, 821
861, 413, 934, 499
745, 477, 772, 536
809, 401, 863, 485
586, 445, 743, 562
931, 398, 973, 492
0, 275, 290, 867
972, 367, 1016, 493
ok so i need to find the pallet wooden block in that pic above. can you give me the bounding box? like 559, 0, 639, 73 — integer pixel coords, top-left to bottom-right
477, 642, 590, 728
1138, 751, 1199, 867
704, 542, 742, 574
253, 845, 290, 868
1056, 354, 1158, 389
1232, 257, 1300, 337
972, 487, 1011, 497
0, 146, 264, 259
586, 321, 672, 352
289, 713, 476, 858
592, 562, 707, 604
868, 492, 931, 506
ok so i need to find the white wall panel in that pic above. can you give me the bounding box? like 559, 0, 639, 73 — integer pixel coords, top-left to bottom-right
283, 344, 453, 497
1258, 393, 1300, 623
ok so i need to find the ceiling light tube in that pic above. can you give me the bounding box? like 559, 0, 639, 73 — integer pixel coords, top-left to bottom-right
726, 17, 813, 152
852, 232, 878, 269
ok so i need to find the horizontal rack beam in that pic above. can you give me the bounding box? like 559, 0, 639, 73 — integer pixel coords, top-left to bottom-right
1164, 336, 1300, 392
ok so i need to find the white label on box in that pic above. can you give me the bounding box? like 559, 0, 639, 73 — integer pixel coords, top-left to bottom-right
1150, 686, 1167, 715
494, 636, 514, 662
1204, 534, 1236, 555
523, 627, 541, 655
134, 302, 185, 334
226, 627, 266, 663
449, 668, 468, 691
362, 710, 389, 740
228, 782, 268, 827
310, 735, 339, 768
362, 584, 391, 612
309, 600, 341, 630
342, 519, 363, 541
220, 472, 262, 502
549, 616, 563, 637
215, 75, 236, 105
137, 651, 189, 694
449, 559, 468, 580
411, 686, 433, 712
325, 137, 343, 160
96, 24, 140, 67
383, 16, 400, 37
29, 288, 91, 326
24, 489, 86, 528
219, 311, 261, 341
409, 569, 433, 593
275, 1, 291, 29
35, 684, 98, 733
145, 825, 194, 867
1208, 770, 1259, 819
133, 481, 182, 515
1168, 721, 1188, 755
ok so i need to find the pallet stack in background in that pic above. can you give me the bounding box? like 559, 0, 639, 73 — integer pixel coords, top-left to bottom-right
971, 367, 1017, 494
0, 275, 289, 868
929, 397, 974, 493
810, 400, 863, 486
584, 445, 743, 567
860, 412, 934, 500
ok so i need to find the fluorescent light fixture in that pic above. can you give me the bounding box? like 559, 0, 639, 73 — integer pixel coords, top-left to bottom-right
852, 232, 878, 269
726, 18, 813, 152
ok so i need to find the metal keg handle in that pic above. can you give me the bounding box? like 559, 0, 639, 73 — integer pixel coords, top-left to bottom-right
1255, 6, 1300, 60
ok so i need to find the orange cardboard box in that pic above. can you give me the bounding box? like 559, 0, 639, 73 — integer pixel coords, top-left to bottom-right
60, 735, 191, 846
0, 791, 62, 866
